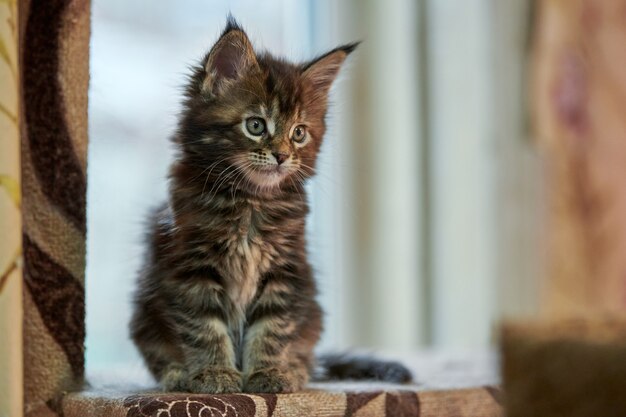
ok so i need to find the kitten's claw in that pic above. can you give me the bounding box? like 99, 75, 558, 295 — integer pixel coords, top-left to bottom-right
187, 367, 242, 393
243, 367, 302, 393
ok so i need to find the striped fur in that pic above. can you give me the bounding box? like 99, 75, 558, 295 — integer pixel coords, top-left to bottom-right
131, 18, 408, 394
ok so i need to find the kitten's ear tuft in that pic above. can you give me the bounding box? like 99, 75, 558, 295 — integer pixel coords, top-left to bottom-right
337, 42, 360, 56
302, 42, 360, 95
202, 17, 259, 95
223, 14, 244, 34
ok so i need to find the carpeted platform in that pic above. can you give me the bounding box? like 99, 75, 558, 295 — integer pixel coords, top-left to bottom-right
63, 387, 501, 417
62, 351, 501, 417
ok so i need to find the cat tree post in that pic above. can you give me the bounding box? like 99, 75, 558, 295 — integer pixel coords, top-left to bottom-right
19, 0, 90, 415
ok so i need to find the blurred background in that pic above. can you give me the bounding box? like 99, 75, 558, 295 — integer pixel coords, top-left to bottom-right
87, 0, 541, 373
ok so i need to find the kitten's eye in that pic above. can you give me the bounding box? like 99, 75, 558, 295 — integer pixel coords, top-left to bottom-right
292, 125, 307, 143
246, 117, 266, 136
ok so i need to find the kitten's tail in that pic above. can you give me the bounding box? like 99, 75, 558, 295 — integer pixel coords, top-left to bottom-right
314, 353, 413, 383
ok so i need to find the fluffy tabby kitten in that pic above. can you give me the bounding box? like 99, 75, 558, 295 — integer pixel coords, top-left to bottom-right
130, 18, 411, 393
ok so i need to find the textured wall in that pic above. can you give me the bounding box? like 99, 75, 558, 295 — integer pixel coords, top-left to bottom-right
19, 0, 90, 415
0, 1, 23, 417
533, 0, 626, 315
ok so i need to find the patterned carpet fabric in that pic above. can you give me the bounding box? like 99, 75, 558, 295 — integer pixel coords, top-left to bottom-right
19, 0, 90, 415
61, 387, 502, 417
67, 352, 501, 417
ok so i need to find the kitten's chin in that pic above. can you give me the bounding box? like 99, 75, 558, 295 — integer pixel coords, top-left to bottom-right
244, 166, 288, 192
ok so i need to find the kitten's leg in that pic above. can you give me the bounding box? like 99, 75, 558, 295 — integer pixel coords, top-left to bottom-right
174, 314, 241, 393
135, 339, 188, 391
167, 278, 241, 393
131, 305, 188, 391
242, 273, 321, 393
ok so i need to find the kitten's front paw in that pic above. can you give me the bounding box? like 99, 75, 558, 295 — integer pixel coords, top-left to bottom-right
188, 367, 242, 393
243, 367, 303, 393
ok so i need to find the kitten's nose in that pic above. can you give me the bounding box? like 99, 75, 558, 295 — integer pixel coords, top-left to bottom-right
272, 151, 290, 165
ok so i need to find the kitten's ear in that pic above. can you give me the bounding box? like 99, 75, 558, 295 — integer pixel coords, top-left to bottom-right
302, 42, 359, 96
202, 18, 259, 95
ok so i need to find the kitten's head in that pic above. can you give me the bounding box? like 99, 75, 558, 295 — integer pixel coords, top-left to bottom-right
176, 17, 356, 195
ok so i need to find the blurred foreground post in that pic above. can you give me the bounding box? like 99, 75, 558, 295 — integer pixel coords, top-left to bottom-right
534, 0, 626, 316
504, 0, 626, 415
503, 318, 626, 417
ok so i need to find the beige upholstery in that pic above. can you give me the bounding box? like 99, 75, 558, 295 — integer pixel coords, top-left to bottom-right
0, 2, 23, 417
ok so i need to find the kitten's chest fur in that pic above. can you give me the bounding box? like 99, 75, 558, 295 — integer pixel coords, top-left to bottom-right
218, 203, 275, 308
177, 195, 304, 312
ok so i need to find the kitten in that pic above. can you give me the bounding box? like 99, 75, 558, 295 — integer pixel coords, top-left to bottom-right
130, 17, 412, 393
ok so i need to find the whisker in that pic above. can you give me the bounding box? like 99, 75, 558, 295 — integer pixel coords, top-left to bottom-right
192, 156, 231, 187
205, 163, 240, 201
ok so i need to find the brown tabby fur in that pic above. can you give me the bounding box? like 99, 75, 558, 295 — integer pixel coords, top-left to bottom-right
130, 18, 411, 394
